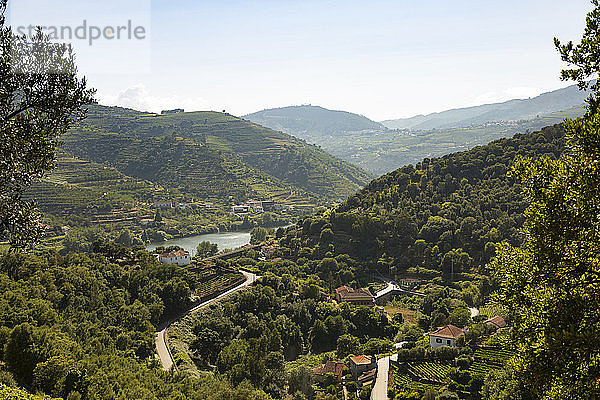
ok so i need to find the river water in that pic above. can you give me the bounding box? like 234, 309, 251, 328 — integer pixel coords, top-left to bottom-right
145, 231, 252, 257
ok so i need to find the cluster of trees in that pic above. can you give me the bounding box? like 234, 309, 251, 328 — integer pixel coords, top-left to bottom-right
186, 264, 397, 398
0, 246, 285, 399
276, 124, 566, 279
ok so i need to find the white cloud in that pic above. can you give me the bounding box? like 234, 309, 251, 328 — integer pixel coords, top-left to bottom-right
97, 85, 210, 113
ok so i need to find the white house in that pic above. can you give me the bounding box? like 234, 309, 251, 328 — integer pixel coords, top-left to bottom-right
158, 249, 191, 266
428, 324, 464, 348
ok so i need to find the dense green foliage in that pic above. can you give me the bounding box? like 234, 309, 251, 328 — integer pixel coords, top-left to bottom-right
282, 125, 566, 280
487, 4, 600, 398
62, 105, 372, 203
0, 2, 94, 247
0, 248, 264, 399
0, 383, 60, 400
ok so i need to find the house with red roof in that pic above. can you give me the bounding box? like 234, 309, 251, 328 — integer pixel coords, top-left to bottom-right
335, 286, 375, 307
428, 324, 464, 348
349, 354, 377, 381
484, 316, 507, 330
312, 360, 346, 383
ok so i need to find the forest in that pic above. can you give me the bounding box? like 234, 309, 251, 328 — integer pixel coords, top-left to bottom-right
277, 124, 566, 276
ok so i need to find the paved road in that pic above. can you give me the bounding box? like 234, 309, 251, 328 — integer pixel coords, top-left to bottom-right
374, 279, 425, 302
371, 354, 397, 400
155, 270, 258, 370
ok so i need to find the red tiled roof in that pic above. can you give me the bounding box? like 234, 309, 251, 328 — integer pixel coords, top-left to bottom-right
159, 249, 189, 258
484, 316, 506, 328
336, 286, 351, 295
429, 324, 464, 339
350, 355, 374, 365
336, 286, 374, 301
313, 360, 345, 376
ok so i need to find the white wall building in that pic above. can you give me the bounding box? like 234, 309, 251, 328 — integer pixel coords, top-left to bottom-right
158, 249, 191, 266
428, 324, 464, 348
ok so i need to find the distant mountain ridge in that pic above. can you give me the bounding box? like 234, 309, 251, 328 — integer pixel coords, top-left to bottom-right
243, 105, 386, 140
381, 83, 590, 130
242, 85, 588, 175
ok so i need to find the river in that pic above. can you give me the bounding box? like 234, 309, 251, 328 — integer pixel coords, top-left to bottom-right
145, 231, 252, 257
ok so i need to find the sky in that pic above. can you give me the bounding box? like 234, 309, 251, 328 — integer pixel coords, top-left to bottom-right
8, 0, 595, 121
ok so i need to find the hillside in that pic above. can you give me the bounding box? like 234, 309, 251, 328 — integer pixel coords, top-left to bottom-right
243, 105, 386, 140
331, 106, 583, 175
242, 88, 585, 175
58, 105, 373, 204
382, 83, 589, 130
280, 124, 567, 275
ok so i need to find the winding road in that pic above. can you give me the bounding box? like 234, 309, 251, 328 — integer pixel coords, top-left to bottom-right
155, 270, 258, 370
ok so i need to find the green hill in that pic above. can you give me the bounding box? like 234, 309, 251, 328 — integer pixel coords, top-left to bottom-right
331, 106, 583, 175
243, 96, 584, 176
60, 105, 372, 204
282, 124, 567, 274
244, 105, 385, 139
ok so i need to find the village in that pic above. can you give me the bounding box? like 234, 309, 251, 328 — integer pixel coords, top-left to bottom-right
153, 239, 511, 400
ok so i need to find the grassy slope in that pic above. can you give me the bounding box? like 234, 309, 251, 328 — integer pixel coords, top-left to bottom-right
60, 105, 373, 203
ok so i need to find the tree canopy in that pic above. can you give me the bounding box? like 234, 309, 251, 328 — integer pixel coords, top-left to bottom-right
0, 0, 95, 247
493, 2, 600, 398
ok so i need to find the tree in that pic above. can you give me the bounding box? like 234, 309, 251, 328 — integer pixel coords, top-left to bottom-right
196, 241, 218, 258
493, 4, 600, 397
336, 334, 360, 358
4, 323, 39, 385
250, 227, 268, 244
0, 1, 95, 247
287, 366, 315, 399
448, 307, 470, 328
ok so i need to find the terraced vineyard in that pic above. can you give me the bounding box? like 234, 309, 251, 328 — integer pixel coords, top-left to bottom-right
390, 347, 515, 398
474, 348, 515, 365
392, 366, 438, 393
63, 105, 373, 202
24, 152, 158, 213
195, 270, 245, 298
467, 361, 502, 375
407, 361, 452, 383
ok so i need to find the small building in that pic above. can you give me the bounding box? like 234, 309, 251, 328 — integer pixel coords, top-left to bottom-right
398, 278, 422, 290
312, 360, 346, 384
428, 324, 464, 348
261, 200, 275, 211
335, 286, 375, 306
349, 355, 377, 380
159, 249, 191, 266
232, 205, 250, 214
152, 201, 172, 209
161, 108, 184, 114
484, 316, 507, 330
248, 202, 264, 214
357, 368, 377, 386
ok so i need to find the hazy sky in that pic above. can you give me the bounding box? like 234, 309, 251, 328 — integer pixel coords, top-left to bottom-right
9, 0, 595, 120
